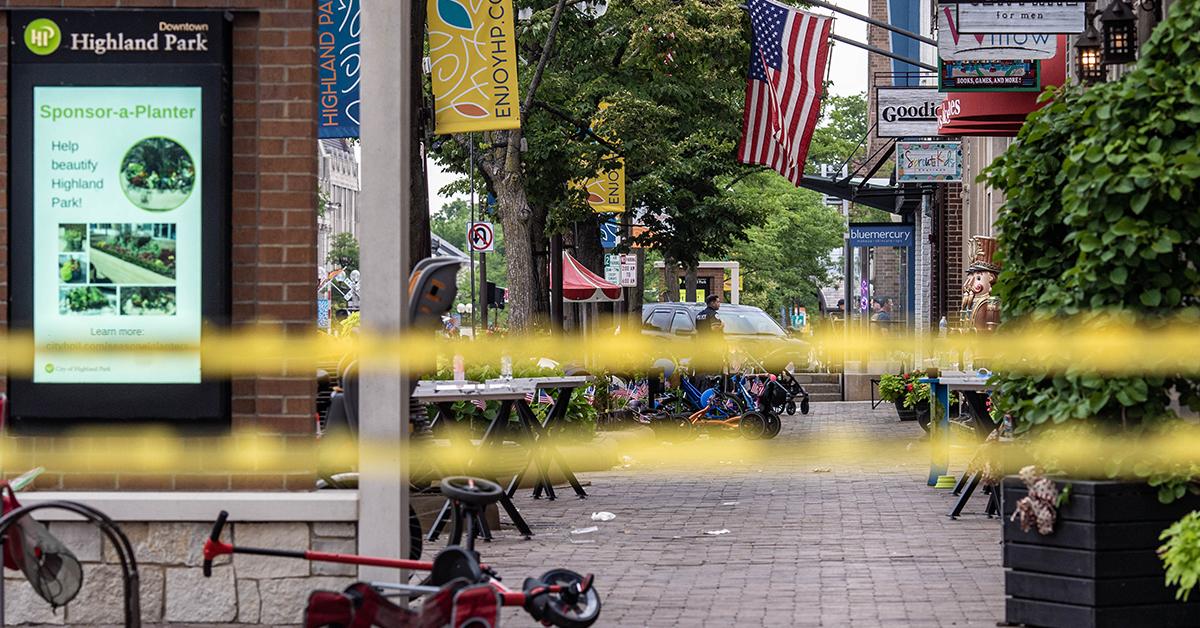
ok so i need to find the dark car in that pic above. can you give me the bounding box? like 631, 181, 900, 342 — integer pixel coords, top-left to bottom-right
640, 302, 810, 372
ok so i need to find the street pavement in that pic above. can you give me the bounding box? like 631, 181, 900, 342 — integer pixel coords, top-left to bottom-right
478, 401, 1004, 627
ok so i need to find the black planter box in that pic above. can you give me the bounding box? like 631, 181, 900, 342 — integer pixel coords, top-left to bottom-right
1002, 477, 1200, 627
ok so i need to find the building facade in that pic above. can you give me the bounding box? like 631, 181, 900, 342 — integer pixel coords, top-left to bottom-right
317, 137, 360, 271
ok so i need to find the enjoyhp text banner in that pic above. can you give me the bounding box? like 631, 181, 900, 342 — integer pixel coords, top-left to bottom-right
428, 0, 521, 134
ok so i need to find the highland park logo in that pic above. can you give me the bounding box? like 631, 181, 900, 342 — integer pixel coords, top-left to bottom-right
24, 18, 61, 56
25, 18, 211, 56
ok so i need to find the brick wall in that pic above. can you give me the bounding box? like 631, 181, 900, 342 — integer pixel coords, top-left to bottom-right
931, 183, 964, 325
865, 0, 892, 160
1, 1, 318, 491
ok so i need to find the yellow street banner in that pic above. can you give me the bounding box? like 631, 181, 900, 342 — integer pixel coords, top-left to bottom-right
576, 102, 625, 212
582, 159, 626, 212
428, 0, 521, 134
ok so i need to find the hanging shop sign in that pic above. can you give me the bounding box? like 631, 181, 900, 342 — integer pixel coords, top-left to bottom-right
955, 2, 1085, 35
896, 141, 963, 183
849, 224, 914, 248
8, 10, 232, 428
876, 87, 942, 137
939, 59, 1040, 92
938, 36, 1067, 136
428, 0, 520, 134
317, 0, 360, 138
936, 9, 1058, 61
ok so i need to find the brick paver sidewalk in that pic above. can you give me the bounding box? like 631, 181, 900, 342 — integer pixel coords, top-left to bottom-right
480, 401, 1004, 627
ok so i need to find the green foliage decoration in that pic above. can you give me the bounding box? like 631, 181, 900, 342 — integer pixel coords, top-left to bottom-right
983, 0, 1200, 433
1159, 510, 1200, 601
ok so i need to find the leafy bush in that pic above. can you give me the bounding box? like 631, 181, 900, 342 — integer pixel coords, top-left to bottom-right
878, 373, 905, 403
1159, 510, 1200, 601
903, 373, 930, 409
983, 1, 1200, 433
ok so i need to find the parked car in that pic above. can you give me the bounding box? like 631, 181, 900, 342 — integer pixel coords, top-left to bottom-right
640, 302, 810, 372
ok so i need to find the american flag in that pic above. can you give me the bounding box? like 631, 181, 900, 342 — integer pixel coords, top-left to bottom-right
471, 398, 487, 411
525, 390, 554, 405
737, 0, 833, 185
584, 386, 596, 405
631, 382, 649, 401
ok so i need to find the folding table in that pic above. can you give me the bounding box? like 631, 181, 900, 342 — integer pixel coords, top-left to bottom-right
413, 380, 538, 540
486, 376, 590, 500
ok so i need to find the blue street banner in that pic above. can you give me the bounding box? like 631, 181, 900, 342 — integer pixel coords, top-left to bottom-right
317, 297, 332, 330
600, 216, 620, 249
318, 0, 361, 138
849, 224, 914, 248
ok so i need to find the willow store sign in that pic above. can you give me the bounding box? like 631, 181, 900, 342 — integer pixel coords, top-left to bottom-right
937, 8, 1058, 61
876, 87, 942, 137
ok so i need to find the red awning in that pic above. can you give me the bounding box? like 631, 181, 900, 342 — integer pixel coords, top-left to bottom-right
562, 253, 622, 302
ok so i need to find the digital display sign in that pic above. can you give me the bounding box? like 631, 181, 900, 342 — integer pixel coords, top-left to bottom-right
9, 10, 231, 429
34, 86, 203, 383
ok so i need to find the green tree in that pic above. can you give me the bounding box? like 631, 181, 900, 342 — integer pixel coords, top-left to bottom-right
729, 172, 845, 315
808, 93, 868, 169
326, 232, 360, 271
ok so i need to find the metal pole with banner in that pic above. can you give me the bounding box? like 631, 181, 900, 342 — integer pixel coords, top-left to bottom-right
8, 10, 231, 429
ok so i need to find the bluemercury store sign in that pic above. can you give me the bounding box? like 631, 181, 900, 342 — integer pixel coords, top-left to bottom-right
9, 10, 231, 428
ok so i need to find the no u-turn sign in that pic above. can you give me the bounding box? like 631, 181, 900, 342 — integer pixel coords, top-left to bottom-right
468, 222, 495, 253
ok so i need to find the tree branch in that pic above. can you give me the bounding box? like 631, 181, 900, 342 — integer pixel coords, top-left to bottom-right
521, 0, 569, 124
532, 100, 624, 155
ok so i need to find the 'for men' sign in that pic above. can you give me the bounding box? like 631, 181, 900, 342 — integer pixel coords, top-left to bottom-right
955, 3, 1085, 34
876, 87, 941, 138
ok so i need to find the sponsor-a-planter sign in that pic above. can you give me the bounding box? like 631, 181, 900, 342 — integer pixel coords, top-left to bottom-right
956, 2, 1085, 34
937, 8, 1058, 61
896, 141, 963, 182
876, 87, 941, 138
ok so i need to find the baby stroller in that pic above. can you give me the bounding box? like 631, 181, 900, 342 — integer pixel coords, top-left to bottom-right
771, 370, 811, 416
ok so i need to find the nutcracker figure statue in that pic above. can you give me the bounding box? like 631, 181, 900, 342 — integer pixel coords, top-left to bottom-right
960, 236, 1001, 332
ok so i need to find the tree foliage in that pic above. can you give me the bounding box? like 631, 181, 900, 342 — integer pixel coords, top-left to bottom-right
729, 172, 844, 315
983, 0, 1200, 431
808, 92, 868, 169
327, 231, 360, 271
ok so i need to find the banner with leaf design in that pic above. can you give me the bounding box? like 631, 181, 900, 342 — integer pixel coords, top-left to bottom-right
575, 102, 625, 213
428, 0, 521, 134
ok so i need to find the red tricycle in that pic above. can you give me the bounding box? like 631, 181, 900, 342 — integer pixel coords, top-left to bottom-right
202, 476, 601, 627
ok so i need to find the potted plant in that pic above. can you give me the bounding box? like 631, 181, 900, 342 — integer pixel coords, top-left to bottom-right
983, 6, 1200, 625
901, 372, 931, 431
877, 373, 914, 421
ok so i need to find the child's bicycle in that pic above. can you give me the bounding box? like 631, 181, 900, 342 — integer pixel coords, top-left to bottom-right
650, 372, 781, 441
201, 476, 601, 628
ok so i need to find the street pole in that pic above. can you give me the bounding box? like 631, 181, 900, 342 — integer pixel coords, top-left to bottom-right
360, 0, 411, 580
479, 252, 487, 333
468, 135, 477, 334
550, 233, 564, 333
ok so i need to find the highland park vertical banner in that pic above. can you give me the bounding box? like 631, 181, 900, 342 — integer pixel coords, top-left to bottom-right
318, 0, 361, 138
428, 0, 521, 134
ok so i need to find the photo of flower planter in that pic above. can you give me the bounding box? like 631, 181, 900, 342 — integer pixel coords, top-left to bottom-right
58, 223, 85, 252
87, 223, 176, 285
120, 287, 176, 316
119, 137, 195, 211
58, 253, 86, 284
58, 286, 117, 316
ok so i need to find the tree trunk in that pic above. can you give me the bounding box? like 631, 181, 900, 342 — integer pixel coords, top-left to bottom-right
662, 258, 677, 302
493, 172, 536, 331
685, 265, 698, 303
408, 0, 431, 270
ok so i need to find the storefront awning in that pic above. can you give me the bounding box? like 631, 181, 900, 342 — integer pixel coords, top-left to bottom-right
563, 253, 622, 302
